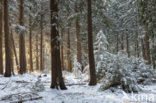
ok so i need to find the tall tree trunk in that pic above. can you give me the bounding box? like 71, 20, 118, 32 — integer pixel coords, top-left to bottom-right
116, 35, 119, 53
0, 0, 3, 74
4, 0, 13, 77
36, 34, 39, 70
144, 23, 151, 64
75, 4, 83, 71
152, 34, 155, 69
10, 30, 19, 71
121, 34, 124, 50
141, 39, 146, 60
19, 0, 26, 74
40, 15, 43, 71
10, 35, 14, 75
135, 33, 139, 58
87, 0, 97, 86
67, 28, 72, 72
126, 33, 130, 57
50, 0, 67, 90
29, 9, 33, 72
60, 31, 65, 70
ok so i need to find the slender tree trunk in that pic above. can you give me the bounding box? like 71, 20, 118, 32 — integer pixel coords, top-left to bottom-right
4, 0, 13, 77
141, 39, 146, 60
75, 4, 83, 71
0, 0, 3, 74
12, 52, 14, 75
144, 23, 151, 64
121, 34, 124, 50
40, 15, 43, 71
152, 31, 156, 69
152, 36, 155, 69
10, 35, 14, 75
87, 0, 97, 86
42, 44, 44, 71
152, 35, 155, 69
29, 9, 33, 72
116, 35, 119, 53
60, 31, 65, 70
67, 28, 72, 72
10, 30, 19, 71
136, 33, 139, 58
19, 0, 26, 74
36, 34, 39, 70
50, 0, 67, 90
126, 33, 130, 57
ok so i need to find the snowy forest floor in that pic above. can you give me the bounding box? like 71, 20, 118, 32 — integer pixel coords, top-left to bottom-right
0, 72, 156, 103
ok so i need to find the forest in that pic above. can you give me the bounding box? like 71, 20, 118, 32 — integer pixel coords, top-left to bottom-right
0, 0, 156, 103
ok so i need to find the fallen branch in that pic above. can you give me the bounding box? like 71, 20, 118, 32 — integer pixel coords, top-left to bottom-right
0, 92, 42, 103
10, 96, 42, 103
66, 83, 86, 86
13, 80, 31, 84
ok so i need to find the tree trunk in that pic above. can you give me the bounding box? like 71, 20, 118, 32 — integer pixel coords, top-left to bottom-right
10, 30, 19, 71
4, 0, 13, 77
141, 39, 146, 60
121, 34, 124, 50
67, 28, 72, 72
126, 33, 130, 57
75, 4, 83, 71
60, 31, 65, 70
19, 0, 27, 74
10, 36, 14, 75
116, 35, 119, 53
152, 32, 155, 69
40, 15, 43, 71
144, 23, 151, 64
36, 34, 39, 70
50, 0, 67, 90
87, 0, 97, 86
29, 9, 33, 72
135, 33, 139, 58
0, 0, 3, 74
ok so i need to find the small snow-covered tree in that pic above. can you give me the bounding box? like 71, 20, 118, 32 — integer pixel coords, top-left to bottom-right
73, 56, 82, 78
94, 30, 108, 72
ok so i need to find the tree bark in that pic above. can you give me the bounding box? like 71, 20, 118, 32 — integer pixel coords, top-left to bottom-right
50, 0, 67, 90
116, 35, 119, 53
0, 0, 3, 74
152, 32, 155, 69
135, 33, 139, 58
29, 8, 33, 72
121, 34, 124, 50
60, 31, 65, 70
10, 37, 14, 75
40, 15, 43, 71
87, 0, 97, 86
141, 39, 146, 60
126, 33, 130, 57
10, 30, 19, 71
4, 0, 13, 77
144, 23, 151, 64
67, 28, 72, 72
19, 0, 27, 74
36, 34, 39, 70
75, 5, 83, 71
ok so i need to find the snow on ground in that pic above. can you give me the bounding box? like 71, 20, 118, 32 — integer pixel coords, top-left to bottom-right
0, 72, 156, 103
